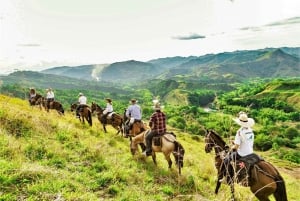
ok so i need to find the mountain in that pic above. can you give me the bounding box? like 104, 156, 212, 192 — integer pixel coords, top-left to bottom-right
38, 47, 300, 84
99, 60, 161, 83
41, 64, 109, 81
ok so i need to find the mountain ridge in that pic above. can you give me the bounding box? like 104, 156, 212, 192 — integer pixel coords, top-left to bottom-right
38, 47, 300, 84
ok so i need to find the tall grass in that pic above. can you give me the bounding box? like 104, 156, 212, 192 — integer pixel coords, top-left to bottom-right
0, 94, 299, 200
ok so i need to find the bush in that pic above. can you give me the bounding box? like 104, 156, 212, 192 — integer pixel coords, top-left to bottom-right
255, 134, 272, 151
284, 127, 299, 139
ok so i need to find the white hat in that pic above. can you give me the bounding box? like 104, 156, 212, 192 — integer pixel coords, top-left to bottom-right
233, 112, 255, 128
78, 92, 83, 96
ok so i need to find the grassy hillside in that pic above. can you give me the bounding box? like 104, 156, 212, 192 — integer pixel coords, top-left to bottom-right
0, 94, 299, 200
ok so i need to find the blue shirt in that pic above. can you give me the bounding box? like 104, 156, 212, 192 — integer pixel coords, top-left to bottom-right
126, 104, 142, 120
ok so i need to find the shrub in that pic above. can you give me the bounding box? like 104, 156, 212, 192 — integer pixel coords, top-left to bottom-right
254, 134, 272, 151
284, 127, 299, 139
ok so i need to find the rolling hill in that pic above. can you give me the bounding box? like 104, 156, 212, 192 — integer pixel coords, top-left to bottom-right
0, 94, 300, 200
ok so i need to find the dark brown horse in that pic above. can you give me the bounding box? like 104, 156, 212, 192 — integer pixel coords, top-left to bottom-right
71, 103, 92, 126
130, 130, 185, 175
204, 129, 287, 201
40, 97, 64, 115
91, 102, 123, 134
29, 93, 43, 109
123, 109, 148, 138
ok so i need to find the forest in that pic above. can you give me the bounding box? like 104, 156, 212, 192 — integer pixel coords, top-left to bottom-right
1, 77, 299, 164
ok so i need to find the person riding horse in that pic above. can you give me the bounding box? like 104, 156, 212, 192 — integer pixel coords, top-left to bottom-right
76, 92, 87, 118
219, 111, 255, 184
45, 88, 55, 110
28, 88, 37, 105
125, 99, 142, 136
143, 100, 166, 156
101, 98, 113, 124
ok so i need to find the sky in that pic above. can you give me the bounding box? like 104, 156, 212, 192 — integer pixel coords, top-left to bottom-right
0, 0, 300, 74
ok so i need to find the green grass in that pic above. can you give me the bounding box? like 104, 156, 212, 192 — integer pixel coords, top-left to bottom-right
0, 94, 299, 200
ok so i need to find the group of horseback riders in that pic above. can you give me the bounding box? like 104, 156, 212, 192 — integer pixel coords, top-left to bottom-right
29, 87, 56, 110
74, 92, 167, 156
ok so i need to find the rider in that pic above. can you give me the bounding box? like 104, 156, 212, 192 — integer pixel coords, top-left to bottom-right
219, 111, 255, 183
125, 99, 142, 136
101, 98, 113, 124
76, 92, 87, 118
142, 100, 166, 156
46, 88, 55, 109
29, 88, 36, 105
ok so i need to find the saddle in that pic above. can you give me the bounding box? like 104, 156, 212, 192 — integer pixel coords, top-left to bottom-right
152, 132, 177, 147
234, 153, 264, 186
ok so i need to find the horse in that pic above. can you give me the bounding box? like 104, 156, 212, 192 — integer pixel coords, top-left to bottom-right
123, 109, 147, 138
70, 103, 92, 126
130, 130, 185, 175
29, 93, 43, 108
40, 97, 64, 115
91, 102, 123, 134
204, 129, 287, 201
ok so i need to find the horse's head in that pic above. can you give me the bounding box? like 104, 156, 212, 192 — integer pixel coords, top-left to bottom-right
205, 129, 227, 153
130, 131, 146, 155
205, 130, 214, 153
70, 103, 77, 112
91, 102, 96, 113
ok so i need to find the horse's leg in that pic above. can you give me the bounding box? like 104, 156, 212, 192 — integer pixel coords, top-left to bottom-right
230, 183, 235, 201
164, 153, 172, 169
215, 180, 221, 194
151, 152, 157, 166
103, 124, 107, 133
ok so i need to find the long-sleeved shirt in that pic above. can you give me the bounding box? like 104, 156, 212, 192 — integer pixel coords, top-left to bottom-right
126, 104, 142, 120
149, 111, 166, 135
78, 96, 87, 105
46, 91, 54, 99
103, 103, 113, 114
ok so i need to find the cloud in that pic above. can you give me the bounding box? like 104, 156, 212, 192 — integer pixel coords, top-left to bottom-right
172, 33, 206, 40
265, 17, 300, 27
239, 17, 300, 32
17, 44, 41, 47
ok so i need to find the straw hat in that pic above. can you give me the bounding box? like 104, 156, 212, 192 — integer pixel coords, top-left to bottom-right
233, 112, 255, 128
152, 102, 162, 110
130, 99, 138, 103
105, 98, 112, 103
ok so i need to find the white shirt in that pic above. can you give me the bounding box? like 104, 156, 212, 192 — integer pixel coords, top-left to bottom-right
78, 96, 87, 105
103, 103, 113, 114
234, 127, 254, 157
46, 91, 54, 99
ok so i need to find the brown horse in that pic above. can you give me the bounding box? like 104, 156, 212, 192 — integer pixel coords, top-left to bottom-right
204, 129, 287, 201
91, 102, 123, 134
71, 103, 92, 126
123, 109, 147, 138
29, 93, 43, 109
130, 130, 185, 175
40, 97, 64, 115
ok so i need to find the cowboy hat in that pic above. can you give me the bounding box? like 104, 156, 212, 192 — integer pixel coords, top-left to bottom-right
130, 99, 138, 103
233, 112, 255, 128
105, 98, 112, 102
152, 102, 164, 110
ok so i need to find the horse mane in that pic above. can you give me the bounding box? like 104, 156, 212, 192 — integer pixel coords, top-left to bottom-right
209, 130, 227, 147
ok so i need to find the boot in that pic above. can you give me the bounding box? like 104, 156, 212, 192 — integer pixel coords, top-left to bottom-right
142, 137, 152, 156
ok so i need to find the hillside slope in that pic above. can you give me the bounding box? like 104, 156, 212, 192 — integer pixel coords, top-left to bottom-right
0, 95, 299, 200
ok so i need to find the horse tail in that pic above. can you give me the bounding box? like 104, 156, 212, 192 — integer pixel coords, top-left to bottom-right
173, 141, 185, 168
88, 109, 92, 126
274, 174, 288, 201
